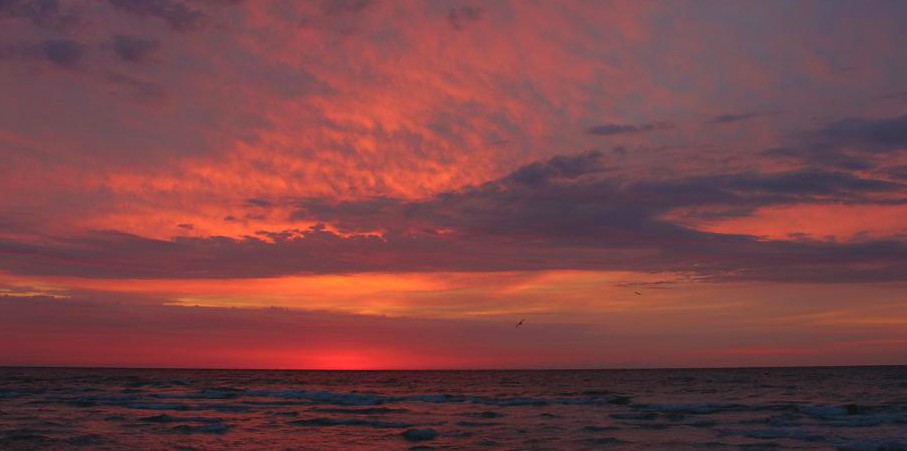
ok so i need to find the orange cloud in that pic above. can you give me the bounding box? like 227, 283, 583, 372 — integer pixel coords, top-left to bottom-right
683, 204, 907, 241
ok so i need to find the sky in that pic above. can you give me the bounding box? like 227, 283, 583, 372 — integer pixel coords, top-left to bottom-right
1, 0, 906, 369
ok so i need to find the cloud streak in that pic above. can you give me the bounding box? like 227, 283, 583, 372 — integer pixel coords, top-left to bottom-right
708, 112, 759, 124
108, 0, 204, 31
586, 122, 674, 136
2, 148, 904, 282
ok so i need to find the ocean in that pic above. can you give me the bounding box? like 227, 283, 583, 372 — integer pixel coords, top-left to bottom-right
0, 366, 906, 450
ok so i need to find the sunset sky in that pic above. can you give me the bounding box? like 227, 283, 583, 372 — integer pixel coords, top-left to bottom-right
1, 0, 906, 369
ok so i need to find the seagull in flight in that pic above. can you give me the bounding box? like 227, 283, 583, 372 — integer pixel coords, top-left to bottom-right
515, 319, 525, 328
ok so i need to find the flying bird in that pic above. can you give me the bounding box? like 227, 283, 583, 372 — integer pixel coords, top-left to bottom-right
515, 319, 525, 328
634, 291, 643, 296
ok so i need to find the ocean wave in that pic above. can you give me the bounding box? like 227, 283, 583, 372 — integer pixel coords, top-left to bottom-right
835, 439, 907, 451
288, 417, 413, 428
140, 414, 224, 423
170, 423, 232, 434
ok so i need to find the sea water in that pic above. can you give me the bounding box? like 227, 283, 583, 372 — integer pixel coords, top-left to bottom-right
1, 366, 906, 450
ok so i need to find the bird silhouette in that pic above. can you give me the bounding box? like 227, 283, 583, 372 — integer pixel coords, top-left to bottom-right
634, 291, 643, 296
515, 319, 525, 328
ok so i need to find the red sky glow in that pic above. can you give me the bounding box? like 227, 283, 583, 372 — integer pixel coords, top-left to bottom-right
1, 0, 906, 369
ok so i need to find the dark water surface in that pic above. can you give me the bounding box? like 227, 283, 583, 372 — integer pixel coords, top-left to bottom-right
1, 366, 906, 450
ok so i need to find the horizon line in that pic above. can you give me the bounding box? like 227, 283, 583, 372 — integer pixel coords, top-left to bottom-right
1, 362, 905, 372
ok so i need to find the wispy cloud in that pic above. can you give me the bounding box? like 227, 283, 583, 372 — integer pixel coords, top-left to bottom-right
586, 122, 673, 136
707, 112, 759, 124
